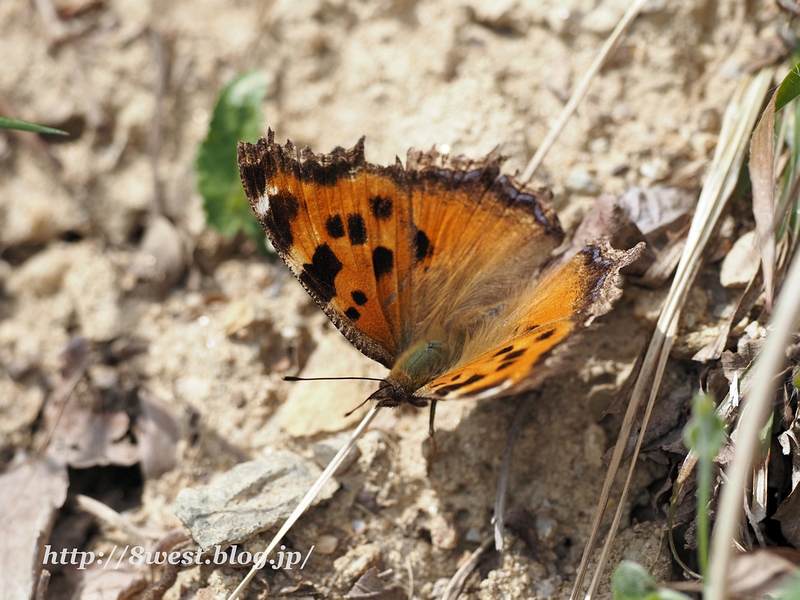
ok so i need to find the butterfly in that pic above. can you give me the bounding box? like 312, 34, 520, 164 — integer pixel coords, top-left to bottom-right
238, 130, 643, 411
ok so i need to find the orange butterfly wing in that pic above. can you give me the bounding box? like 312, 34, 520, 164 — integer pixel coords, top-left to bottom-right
418, 243, 643, 400
239, 132, 411, 367
238, 132, 563, 369
239, 131, 642, 404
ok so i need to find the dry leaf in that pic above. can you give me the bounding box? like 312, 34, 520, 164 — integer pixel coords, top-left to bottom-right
0, 458, 69, 600
749, 90, 777, 311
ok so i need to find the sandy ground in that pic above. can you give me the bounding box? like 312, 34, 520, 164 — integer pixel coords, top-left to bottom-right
0, 0, 792, 598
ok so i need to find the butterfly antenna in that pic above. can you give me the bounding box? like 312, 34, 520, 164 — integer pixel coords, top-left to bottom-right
227, 404, 382, 600
344, 396, 371, 417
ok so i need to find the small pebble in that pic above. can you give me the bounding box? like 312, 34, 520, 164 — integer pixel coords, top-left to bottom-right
465, 528, 483, 543
536, 516, 557, 541
315, 534, 339, 555
352, 519, 366, 533
565, 169, 599, 195
430, 513, 458, 550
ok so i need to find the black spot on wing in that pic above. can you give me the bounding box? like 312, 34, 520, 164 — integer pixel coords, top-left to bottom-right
325, 214, 345, 238
503, 349, 526, 361
345, 307, 361, 320
434, 373, 487, 396
299, 244, 342, 303
347, 214, 367, 245
351, 290, 368, 305
493, 345, 514, 357
413, 229, 432, 264
370, 196, 393, 220
536, 329, 555, 342
372, 246, 394, 280
450, 373, 462, 381
264, 191, 300, 255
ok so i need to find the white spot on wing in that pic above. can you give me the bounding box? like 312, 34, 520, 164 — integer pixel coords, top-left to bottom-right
256, 186, 279, 216
256, 195, 270, 216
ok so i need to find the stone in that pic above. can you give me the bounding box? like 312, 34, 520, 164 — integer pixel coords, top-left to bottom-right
565, 168, 599, 195
173, 449, 338, 551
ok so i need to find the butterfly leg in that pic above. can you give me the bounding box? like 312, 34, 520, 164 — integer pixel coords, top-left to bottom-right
428, 399, 438, 438
425, 400, 438, 475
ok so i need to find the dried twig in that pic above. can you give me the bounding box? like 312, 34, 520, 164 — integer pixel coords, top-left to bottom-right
441, 537, 494, 600
520, 0, 649, 183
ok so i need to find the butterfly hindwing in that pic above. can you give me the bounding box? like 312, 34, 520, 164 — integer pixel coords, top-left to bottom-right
419, 242, 644, 400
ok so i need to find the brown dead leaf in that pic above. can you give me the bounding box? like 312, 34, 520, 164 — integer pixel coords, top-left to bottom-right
720, 339, 766, 383
693, 270, 763, 363
728, 548, 800, 597
636, 227, 688, 288
279, 331, 387, 436
749, 88, 777, 312
568, 194, 653, 275
60, 335, 89, 378
775, 486, 800, 548
617, 185, 696, 237
345, 567, 404, 599
51, 404, 139, 468
0, 458, 69, 600
746, 34, 792, 72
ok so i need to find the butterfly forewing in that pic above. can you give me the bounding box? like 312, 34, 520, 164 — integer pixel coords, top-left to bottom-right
240, 133, 437, 367
404, 152, 564, 342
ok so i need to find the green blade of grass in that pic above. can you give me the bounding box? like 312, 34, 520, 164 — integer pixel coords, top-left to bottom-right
682, 394, 725, 577
775, 63, 800, 113
0, 116, 67, 135
195, 69, 272, 245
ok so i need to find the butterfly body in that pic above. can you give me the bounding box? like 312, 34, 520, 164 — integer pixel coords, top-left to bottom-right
238, 131, 643, 407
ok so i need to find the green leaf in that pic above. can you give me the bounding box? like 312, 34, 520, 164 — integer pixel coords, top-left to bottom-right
612, 562, 692, 600
776, 63, 800, 113
0, 116, 68, 135
613, 561, 657, 600
195, 70, 272, 245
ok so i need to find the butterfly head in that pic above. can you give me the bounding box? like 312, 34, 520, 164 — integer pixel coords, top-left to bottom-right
367, 378, 429, 408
